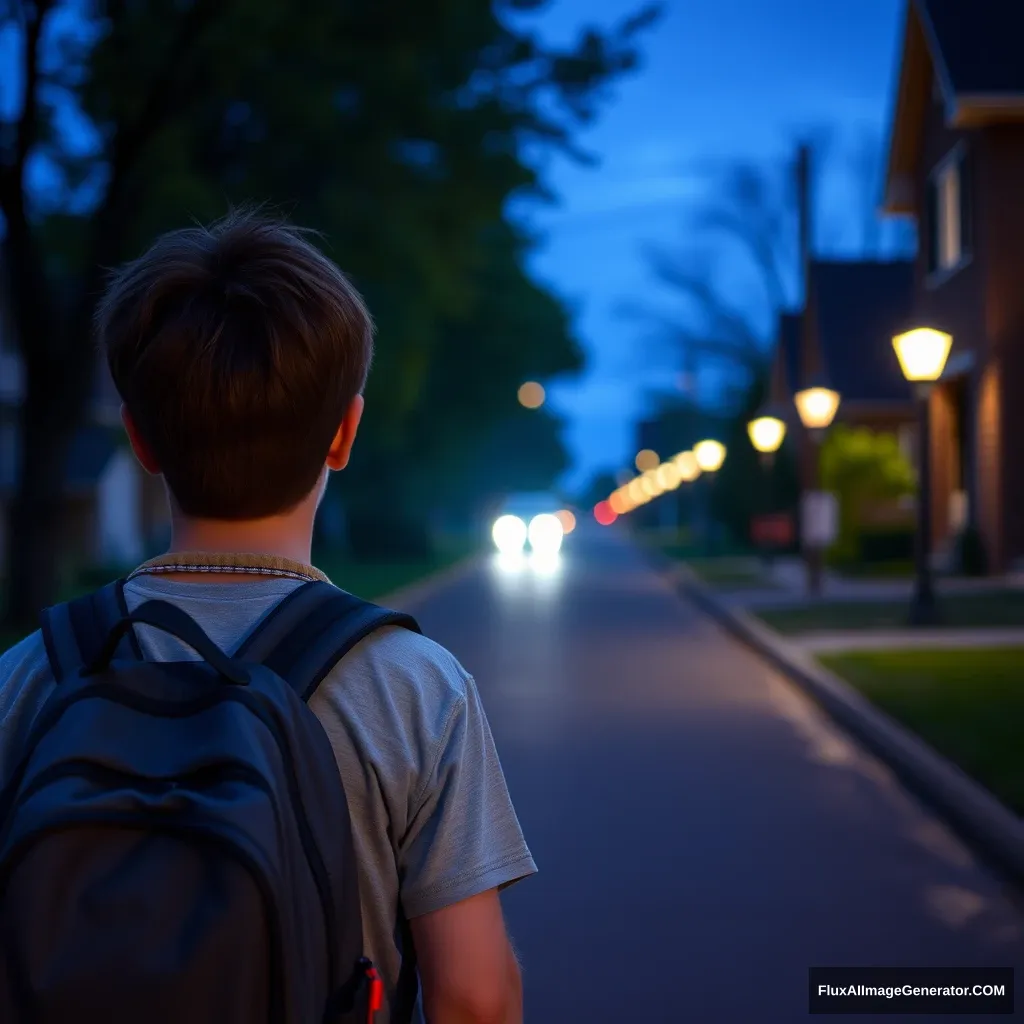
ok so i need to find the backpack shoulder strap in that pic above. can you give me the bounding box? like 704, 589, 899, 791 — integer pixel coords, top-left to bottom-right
40, 579, 143, 682
235, 580, 422, 702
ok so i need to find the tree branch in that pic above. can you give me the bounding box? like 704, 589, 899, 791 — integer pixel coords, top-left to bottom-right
99, 0, 231, 223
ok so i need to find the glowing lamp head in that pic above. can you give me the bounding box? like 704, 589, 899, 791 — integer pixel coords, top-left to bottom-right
794, 386, 840, 431
693, 439, 726, 473
892, 327, 953, 383
747, 415, 787, 454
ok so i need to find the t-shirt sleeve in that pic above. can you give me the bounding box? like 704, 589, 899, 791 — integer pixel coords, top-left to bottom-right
397, 672, 537, 919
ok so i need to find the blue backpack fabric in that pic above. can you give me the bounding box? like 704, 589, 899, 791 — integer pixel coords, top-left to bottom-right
0, 579, 421, 1024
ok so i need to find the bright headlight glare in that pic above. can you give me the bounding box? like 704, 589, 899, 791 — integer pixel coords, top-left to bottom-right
528, 513, 564, 553
492, 515, 527, 554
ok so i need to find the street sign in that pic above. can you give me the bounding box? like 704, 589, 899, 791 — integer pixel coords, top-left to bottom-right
801, 491, 838, 549
751, 513, 794, 548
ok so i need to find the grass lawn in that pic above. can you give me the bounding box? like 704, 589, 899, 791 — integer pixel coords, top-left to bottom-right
683, 557, 773, 589
758, 589, 1024, 635
820, 648, 1024, 815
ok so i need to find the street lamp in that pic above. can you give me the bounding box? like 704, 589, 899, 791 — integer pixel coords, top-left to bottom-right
747, 414, 787, 459
693, 440, 726, 553
693, 439, 726, 473
748, 408, 788, 565
793, 384, 840, 439
793, 378, 840, 594
893, 327, 953, 626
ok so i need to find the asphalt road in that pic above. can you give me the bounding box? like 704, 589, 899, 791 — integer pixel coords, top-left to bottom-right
398, 525, 1024, 1022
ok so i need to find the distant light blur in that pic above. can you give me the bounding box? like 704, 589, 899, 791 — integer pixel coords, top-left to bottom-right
492, 514, 527, 553
555, 508, 577, 534
693, 440, 727, 473
634, 448, 659, 472
517, 381, 546, 409
643, 468, 664, 497
528, 512, 564, 553
674, 451, 701, 483
608, 490, 628, 514
593, 500, 617, 526
656, 462, 681, 491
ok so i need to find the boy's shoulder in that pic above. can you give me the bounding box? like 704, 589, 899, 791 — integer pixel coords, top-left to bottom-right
0, 630, 57, 773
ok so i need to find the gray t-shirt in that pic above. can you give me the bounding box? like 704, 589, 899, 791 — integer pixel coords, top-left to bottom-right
0, 575, 536, 1023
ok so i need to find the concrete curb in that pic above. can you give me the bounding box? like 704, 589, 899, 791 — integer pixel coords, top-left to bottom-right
659, 554, 1024, 889
375, 552, 482, 611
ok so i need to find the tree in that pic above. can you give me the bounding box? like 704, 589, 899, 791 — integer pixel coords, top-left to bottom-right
630, 126, 918, 401
0, 0, 659, 626
820, 425, 915, 565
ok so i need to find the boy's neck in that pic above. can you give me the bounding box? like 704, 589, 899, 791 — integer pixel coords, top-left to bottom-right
168, 512, 314, 568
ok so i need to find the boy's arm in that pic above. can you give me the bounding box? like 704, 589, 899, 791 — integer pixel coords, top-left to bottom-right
398, 670, 535, 1024
410, 889, 522, 1024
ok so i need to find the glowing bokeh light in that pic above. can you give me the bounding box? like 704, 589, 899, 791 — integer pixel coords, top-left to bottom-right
517, 381, 546, 409
635, 448, 660, 472
491, 515, 527, 554
528, 513, 564, 553
593, 500, 617, 526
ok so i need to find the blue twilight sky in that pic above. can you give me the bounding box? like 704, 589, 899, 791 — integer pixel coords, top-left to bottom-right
522, 0, 908, 489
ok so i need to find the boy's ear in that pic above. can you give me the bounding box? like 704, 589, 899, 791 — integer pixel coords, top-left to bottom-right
325, 394, 365, 472
121, 405, 161, 475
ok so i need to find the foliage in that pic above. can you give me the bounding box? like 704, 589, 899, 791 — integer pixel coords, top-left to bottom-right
0, 0, 659, 623
819, 425, 916, 564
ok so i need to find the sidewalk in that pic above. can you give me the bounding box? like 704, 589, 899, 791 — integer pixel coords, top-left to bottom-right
717, 555, 1024, 613
661, 558, 1024, 893
798, 628, 1024, 654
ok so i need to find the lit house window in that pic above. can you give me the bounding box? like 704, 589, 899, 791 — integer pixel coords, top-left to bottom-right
927, 147, 971, 278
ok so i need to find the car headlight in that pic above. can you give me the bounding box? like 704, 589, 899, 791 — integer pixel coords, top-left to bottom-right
528, 513, 563, 553
492, 515, 527, 553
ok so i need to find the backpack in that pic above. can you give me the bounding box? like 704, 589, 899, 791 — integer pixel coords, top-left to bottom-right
0, 578, 422, 1024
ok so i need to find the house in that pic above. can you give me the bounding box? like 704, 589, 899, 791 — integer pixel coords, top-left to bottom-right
772, 262, 919, 546
882, 0, 1024, 572
0, 266, 170, 578
777, 260, 918, 437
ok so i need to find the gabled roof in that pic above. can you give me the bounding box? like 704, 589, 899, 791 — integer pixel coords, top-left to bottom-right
884, 0, 1024, 213
777, 261, 915, 408
923, 0, 1024, 97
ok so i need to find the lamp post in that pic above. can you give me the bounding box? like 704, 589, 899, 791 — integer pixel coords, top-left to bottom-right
893, 327, 953, 626
694, 440, 727, 554
793, 379, 840, 593
748, 408, 788, 564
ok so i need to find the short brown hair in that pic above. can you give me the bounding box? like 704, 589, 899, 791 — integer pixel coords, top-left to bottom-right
97, 209, 373, 519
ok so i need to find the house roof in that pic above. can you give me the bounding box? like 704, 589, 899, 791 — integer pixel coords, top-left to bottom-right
884, 0, 1024, 213
777, 261, 915, 408
0, 424, 120, 496
921, 0, 1024, 97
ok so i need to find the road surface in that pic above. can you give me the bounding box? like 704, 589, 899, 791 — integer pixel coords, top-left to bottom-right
395, 526, 1024, 1022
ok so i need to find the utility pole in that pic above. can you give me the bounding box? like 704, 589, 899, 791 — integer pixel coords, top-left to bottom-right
796, 142, 825, 595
